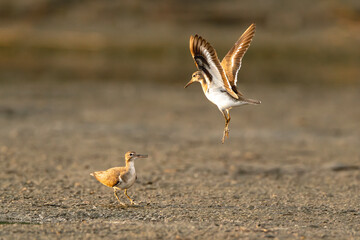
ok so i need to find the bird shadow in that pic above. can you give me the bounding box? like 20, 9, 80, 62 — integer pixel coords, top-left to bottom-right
99, 202, 150, 209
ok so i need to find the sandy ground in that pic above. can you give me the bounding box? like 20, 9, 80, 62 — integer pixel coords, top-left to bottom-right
0, 80, 359, 239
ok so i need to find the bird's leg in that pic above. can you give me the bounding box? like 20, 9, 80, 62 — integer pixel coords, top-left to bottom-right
113, 188, 126, 206
221, 110, 231, 143
124, 189, 137, 205
225, 109, 231, 138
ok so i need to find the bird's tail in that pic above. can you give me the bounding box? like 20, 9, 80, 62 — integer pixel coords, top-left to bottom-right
90, 173, 94, 176
244, 98, 261, 105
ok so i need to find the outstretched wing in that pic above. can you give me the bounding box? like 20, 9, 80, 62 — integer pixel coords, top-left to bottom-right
221, 23, 256, 91
190, 34, 239, 99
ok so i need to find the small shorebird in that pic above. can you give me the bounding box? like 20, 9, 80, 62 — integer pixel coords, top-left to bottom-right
185, 23, 261, 143
90, 151, 148, 206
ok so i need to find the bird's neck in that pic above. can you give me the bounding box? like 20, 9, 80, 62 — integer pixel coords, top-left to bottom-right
199, 80, 209, 94
125, 160, 135, 171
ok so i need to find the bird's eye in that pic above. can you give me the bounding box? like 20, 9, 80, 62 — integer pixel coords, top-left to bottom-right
192, 74, 195, 77
130, 153, 134, 157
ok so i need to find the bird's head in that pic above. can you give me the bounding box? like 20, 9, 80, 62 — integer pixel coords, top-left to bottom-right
125, 151, 148, 163
184, 71, 205, 88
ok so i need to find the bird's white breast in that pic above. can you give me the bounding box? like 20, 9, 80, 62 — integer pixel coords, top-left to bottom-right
204, 86, 249, 110
205, 87, 236, 110
118, 163, 136, 189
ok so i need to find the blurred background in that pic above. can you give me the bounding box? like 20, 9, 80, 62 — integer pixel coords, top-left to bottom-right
1, 2, 360, 237
0, 0, 359, 85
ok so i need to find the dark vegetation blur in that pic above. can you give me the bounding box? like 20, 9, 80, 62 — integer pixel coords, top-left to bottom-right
0, 0, 359, 85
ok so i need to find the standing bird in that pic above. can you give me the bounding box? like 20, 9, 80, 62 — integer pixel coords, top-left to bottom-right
185, 23, 261, 143
90, 151, 148, 206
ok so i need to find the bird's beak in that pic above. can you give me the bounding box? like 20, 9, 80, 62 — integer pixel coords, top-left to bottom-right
136, 154, 148, 158
184, 78, 195, 88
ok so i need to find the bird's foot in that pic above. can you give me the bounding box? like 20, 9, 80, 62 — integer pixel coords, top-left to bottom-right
222, 128, 229, 143
116, 200, 126, 207
130, 200, 138, 206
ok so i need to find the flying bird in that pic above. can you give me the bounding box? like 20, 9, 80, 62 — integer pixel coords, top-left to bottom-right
185, 23, 261, 143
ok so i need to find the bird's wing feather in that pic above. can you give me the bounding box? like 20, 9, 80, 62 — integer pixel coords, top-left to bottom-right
221, 23, 256, 93
92, 167, 125, 188
190, 34, 239, 99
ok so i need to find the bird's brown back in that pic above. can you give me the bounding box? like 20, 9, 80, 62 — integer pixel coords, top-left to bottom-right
92, 167, 125, 188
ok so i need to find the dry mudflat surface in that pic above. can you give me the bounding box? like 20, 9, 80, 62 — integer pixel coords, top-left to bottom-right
0, 80, 359, 239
